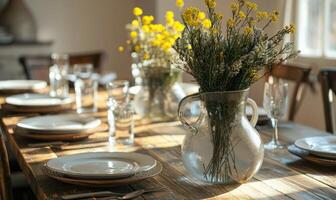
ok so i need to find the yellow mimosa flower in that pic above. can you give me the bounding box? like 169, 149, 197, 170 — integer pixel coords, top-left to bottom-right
198, 12, 206, 20
238, 11, 246, 19
187, 44, 192, 50
134, 45, 141, 52
166, 11, 175, 20
151, 39, 161, 47
152, 24, 165, 32
176, 0, 184, 8
230, 3, 239, 12
227, 18, 235, 28
256, 11, 269, 20
205, 0, 216, 9
130, 31, 138, 39
270, 11, 279, 22
143, 53, 150, 60
133, 7, 143, 16
243, 27, 253, 35
142, 25, 150, 32
162, 42, 172, 52
118, 46, 124, 52
156, 34, 164, 41
173, 21, 185, 32
182, 7, 200, 27
142, 15, 154, 25
202, 19, 212, 29
166, 18, 175, 26
173, 33, 181, 40
131, 20, 139, 27
246, 1, 257, 10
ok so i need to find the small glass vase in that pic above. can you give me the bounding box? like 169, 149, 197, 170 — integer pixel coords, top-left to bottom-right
133, 65, 183, 123
178, 89, 264, 184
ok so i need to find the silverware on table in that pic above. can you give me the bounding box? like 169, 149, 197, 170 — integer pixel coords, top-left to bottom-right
61, 187, 164, 200
61, 191, 122, 200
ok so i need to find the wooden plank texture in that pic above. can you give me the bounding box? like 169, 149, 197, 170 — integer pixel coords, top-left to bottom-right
1, 92, 336, 200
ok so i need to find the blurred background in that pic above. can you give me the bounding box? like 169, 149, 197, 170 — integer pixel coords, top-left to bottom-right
0, 0, 333, 130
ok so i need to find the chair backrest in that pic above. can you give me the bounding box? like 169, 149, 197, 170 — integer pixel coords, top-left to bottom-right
0, 118, 12, 200
266, 63, 312, 121
19, 51, 105, 80
319, 68, 336, 133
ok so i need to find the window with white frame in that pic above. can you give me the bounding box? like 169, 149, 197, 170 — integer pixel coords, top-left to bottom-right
297, 0, 336, 58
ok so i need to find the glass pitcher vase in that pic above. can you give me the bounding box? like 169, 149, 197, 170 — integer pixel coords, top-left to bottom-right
178, 89, 264, 184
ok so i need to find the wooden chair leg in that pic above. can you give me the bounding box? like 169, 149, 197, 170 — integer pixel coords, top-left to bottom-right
0, 132, 13, 200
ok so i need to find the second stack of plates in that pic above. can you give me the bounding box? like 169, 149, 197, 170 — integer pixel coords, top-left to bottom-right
16, 114, 102, 141
43, 152, 162, 186
289, 136, 336, 166
4, 93, 74, 113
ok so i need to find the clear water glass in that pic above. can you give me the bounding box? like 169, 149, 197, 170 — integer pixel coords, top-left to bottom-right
49, 53, 69, 97
106, 80, 130, 107
263, 79, 289, 150
108, 103, 135, 145
73, 63, 93, 79
106, 80, 134, 145
74, 64, 97, 113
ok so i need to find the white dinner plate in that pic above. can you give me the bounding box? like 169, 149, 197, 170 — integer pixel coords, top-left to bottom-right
45, 152, 157, 179
5, 93, 74, 107
0, 80, 47, 91
17, 114, 101, 134
295, 136, 336, 159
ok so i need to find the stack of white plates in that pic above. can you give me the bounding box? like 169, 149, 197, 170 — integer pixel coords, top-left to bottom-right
288, 136, 336, 166
0, 80, 47, 94
16, 114, 101, 141
43, 152, 162, 186
294, 136, 336, 159
5, 93, 74, 113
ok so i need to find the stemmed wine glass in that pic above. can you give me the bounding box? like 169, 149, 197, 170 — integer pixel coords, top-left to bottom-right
263, 77, 289, 150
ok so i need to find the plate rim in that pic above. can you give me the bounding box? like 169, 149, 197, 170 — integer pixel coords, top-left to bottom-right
0, 80, 47, 90
294, 136, 336, 158
43, 161, 162, 186
5, 93, 74, 107
17, 114, 101, 133
45, 152, 157, 179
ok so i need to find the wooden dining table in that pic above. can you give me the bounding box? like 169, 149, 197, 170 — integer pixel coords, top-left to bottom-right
1, 91, 336, 200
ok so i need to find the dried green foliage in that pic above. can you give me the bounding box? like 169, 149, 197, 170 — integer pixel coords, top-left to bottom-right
174, 0, 299, 92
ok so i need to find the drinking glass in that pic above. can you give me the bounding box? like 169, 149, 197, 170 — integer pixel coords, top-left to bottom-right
106, 80, 134, 145
108, 103, 134, 145
263, 78, 289, 150
106, 80, 130, 107
74, 64, 97, 113
49, 53, 69, 97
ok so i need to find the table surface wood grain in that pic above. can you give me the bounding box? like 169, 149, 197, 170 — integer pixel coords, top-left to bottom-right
1, 92, 336, 200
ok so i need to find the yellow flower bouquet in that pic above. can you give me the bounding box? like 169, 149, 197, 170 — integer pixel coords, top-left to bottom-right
123, 7, 185, 122
174, 0, 299, 184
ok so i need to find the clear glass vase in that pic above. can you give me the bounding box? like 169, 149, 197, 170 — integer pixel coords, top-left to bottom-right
178, 89, 264, 184
133, 65, 183, 122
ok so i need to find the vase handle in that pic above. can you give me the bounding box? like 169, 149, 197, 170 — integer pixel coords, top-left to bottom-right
247, 98, 259, 127
178, 93, 200, 134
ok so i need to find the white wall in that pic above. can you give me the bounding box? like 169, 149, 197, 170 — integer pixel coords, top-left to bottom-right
26, 0, 155, 80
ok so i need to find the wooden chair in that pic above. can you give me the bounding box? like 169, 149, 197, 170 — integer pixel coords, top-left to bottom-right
266, 63, 313, 121
0, 130, 12, 200
319, 68, 336, 133
0, 113, 33, 200
19, 51, 105, 80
